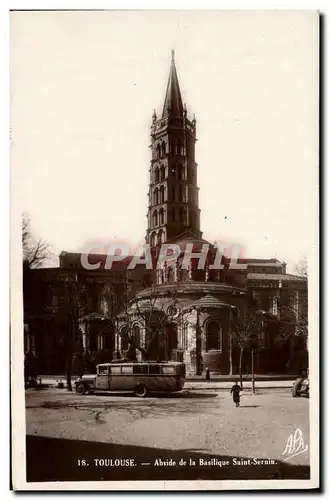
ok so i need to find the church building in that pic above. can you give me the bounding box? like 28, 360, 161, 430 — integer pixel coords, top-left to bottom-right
24, 51, 308, 376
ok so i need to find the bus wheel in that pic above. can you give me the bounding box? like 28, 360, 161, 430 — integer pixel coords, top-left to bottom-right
135, 384, 148, 398
76, 382, 86, 395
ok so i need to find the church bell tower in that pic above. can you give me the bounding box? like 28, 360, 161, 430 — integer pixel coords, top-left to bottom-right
146, 51, 202, 247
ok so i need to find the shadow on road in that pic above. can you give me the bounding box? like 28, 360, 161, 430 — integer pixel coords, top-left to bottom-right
26, 435, 310, 483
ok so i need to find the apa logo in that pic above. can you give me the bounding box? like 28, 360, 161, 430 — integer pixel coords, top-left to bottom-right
282, 428, 308, 462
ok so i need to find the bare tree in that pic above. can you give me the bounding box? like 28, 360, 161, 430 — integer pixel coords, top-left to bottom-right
57, 277, 84, 391
294, 257, 308, 278
272, 300, 308, 352
102, 277, 181, 362
22, 213, 50, 269
129, 285, 180, 361
231, 307, 260, 389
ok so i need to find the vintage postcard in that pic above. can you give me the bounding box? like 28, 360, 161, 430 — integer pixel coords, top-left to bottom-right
10, 9, 319, 491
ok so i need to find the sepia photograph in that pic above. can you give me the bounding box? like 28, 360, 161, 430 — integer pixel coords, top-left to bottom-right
10, 9, 319, 490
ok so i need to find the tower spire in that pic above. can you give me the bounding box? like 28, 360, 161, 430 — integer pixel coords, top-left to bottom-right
162, 50, 184, 118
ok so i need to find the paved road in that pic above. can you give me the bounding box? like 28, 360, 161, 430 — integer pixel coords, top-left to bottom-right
36, 376, 295, 390
25, 387, 310, 482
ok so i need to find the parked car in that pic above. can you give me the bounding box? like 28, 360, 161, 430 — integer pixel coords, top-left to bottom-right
292, 377, 309, 398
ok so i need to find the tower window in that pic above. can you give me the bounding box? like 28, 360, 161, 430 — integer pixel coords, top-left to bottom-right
157, 229, 163, 246
161, 142, 166, 157
154, 167, 160, 183
176, 141, 182, 156
159, 208, 164, 225
153, 188, 159, 205
160, 165, 165, 181
178, 164, 185, 181
157, 144, 161, 158
153, 210, 158, 228
179, 208, 185, 224
159, 185, 165, 204
150, 232, 156, 247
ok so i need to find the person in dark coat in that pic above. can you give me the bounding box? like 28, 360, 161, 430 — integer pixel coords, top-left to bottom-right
205, 367, 210, 382
230, 381, 242, 407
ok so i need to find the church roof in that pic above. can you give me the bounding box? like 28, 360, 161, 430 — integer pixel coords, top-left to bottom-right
183, 294, 238, 312
162, 50, 184, 118
247, 273, 306, 282
165, 230, 209, 249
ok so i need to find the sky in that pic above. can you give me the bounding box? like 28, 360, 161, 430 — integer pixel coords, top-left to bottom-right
10, 10, 318, 271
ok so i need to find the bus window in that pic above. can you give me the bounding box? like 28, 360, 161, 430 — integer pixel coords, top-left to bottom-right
121, 366, 133, 375
133, 365, 148, 375
98, 365, 109, 375
110, 366, 121, 375
161, 366, 175, 375
149, 364, 160, 375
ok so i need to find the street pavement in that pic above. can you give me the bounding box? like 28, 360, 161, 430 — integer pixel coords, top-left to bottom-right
25, 386, 310, 482
35, 376, 295, 391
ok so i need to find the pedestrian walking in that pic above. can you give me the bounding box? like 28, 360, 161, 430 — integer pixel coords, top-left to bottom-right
230, 380, 242, 407
205, 367, 210, 382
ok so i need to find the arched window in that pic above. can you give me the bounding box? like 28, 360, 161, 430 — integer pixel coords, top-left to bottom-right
121, 326, 129, 352
132, 324, 140, 346
206, 321, 221, 351
160, 165, 165, 181
153, 188, 159, 205
159, 185, 165, 204
153, 210, 158, 228
161, 142, 166, 157
180, 208, 185, 224
150, 232, 156, 247
172, 187, 176, 202
154, 167, 160, 183
157, 229, 163, 246
177, 141, 182, 156
157, 144, 161, 158
167, 266, 175, 283
159, 208, 164, 225
178, 164, 185, 181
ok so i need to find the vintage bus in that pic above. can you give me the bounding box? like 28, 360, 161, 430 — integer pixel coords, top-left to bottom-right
74, 361, 186, 397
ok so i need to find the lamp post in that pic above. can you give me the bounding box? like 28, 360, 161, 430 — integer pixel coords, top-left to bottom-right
228, 306, 233, 375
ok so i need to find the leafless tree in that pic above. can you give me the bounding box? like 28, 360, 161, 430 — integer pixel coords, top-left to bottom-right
22, 213, 50, 269
102, 277, 181, 361
274, 303, 308, 346
231, 307, 260, 388
294, 257, 308, 278
129, 285, 181, 361
57, 277, 84, 391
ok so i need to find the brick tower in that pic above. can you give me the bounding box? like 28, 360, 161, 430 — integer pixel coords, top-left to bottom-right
146, 51, 202, 247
